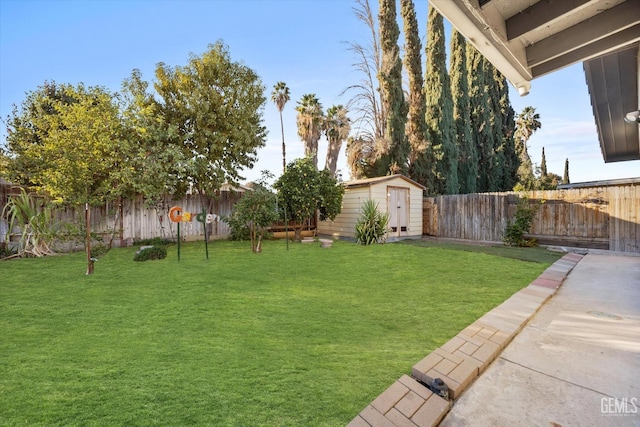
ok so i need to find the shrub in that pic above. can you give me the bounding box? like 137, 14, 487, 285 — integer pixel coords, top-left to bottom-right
134, 245, 167, 262
355, 200, 390, 245
135, 237, 173, 247
90, 244, 109, 259
503, 195, 543, 247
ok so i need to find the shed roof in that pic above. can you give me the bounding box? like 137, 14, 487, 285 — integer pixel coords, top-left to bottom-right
558, 176, 640, 189
344, 174, 426, 190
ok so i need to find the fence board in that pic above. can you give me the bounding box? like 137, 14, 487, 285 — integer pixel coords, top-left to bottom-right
422, 184, 639, 253
1, 189, 245, 248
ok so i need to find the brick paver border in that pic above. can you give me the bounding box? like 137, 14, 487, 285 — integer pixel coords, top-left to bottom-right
347, 253, 583, 427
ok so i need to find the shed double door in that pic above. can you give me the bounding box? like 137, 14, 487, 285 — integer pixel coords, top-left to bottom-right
388, 187, 409, 237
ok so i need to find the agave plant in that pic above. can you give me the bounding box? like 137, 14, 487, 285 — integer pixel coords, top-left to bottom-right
2, 188, 58, 257
355, 199, 390, 245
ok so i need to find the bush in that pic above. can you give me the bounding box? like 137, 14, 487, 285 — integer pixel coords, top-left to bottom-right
90, 244, 109, 259
355, 200, 390, 245
503, 196, 543, 247
135, 237, 173, 247
134, 245, 167, 262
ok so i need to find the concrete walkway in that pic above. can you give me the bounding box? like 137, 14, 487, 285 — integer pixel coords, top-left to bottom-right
441, 252, 640, 427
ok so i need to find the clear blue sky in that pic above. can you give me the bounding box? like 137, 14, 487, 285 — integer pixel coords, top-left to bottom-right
1, 0, 638, 184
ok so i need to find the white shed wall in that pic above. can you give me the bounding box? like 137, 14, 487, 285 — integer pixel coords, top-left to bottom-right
318, 176, 423, 240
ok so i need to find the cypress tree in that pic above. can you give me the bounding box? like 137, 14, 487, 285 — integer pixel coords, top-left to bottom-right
424, 5, 458, 194
376, 0, 409, 175
449, 29, 477, 194
401, 0, 433, 193
466, 44, 492, 192
563, 158, 570, 184
496, 70, 519, 190
484, 59, 504, 192
541, 147, 548, 177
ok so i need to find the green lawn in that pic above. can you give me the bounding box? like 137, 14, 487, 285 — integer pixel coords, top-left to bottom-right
0, 239, 561, 426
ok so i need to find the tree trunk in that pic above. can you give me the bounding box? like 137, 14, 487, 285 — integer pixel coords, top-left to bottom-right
85, 203, 94, 275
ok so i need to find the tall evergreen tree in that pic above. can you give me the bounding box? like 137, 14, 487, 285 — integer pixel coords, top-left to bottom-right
376, 0, 409, 175
401, 0, 433, 192
424, 5, 458, 194
540, 147, 548, 177
466, 44, 492, 192
495, 70, 519, 190
449, 29, 476, 194
484, 60, 504, 191
563, 158, 570, 184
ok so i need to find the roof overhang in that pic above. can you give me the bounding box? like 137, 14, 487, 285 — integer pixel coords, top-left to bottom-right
429, 0, 640, 162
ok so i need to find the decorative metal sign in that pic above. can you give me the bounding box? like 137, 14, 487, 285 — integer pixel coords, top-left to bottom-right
169, 206, 212, 261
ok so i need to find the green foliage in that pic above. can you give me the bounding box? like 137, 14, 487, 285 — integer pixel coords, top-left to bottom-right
120, 69, 185, 205
503, 195, 543, 247
355, 199, 390, 245
154, 41, 267, 198
323, 105, 351, 177
296, 94, 324, 169
133, 245, 167, 261
402, 0, 434, 193
90, 244, 109, 259
3, 82, 128, 205
226, 187, 279, 252
425, 5, 458, 194
450, 29, 477, 194
1, 188, 58, 257
135, 237, 173, 247
274, 158, 344, 238
376, 0, 409, 175
0, 242, 17, 259
271, 81, 291, 172
563, 158, 570, 185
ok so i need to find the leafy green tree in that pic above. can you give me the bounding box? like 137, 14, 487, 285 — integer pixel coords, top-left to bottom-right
121, 69, 185, 207
271, 81, 290, 172
3, 82, 128, 274
229, 186, 279, 253
376, 0, 409, 175
295, 94, 324, 170
401, 0, 434, 193
154, 41, 267, 209
274, 158, 344, 240
449, 29, 477, 194
563, 158, 570, 184
323, 105, 350, 177
425, 5, 458, 194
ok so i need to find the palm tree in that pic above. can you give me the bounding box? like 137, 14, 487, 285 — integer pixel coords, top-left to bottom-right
271, 82, 290, 173
515, 106, 541, 164
323, 105, 351, 177
295, 93, 324, 169
515, 106, 541, 189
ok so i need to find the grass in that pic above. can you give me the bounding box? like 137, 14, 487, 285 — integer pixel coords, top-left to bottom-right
0, 239, 561, 426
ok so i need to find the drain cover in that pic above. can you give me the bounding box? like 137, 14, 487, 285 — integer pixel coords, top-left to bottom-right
587, 311, 622, 320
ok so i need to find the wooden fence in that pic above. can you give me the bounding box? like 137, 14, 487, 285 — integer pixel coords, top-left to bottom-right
1, 181, 246, 250
423, 183, 639, 253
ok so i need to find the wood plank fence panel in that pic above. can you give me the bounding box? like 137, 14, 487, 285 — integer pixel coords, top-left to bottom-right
1, 189, 244, 247
422, 184, 639, 253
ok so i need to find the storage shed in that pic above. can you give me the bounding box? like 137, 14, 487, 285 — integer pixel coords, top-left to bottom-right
318, 174, 425, 241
